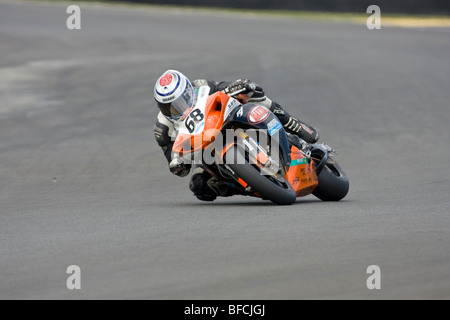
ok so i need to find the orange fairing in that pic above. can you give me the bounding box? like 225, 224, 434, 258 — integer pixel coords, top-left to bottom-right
173, 92, 231, 155
286, 146, 319, 197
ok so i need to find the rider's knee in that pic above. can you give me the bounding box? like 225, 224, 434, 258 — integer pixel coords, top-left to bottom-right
189, 171, 217, 201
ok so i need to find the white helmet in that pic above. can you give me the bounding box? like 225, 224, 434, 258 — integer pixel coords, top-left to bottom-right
154, 70, 196, 120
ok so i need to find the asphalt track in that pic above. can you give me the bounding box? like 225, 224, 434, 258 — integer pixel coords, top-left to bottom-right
1, 1, 449, 300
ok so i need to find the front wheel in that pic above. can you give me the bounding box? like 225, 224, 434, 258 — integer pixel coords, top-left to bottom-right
312, 162, 349, 201
226, 147, 297, 205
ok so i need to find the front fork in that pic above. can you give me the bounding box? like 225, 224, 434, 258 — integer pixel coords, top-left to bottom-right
234, 130, 283, 177
215, 130, 287, 192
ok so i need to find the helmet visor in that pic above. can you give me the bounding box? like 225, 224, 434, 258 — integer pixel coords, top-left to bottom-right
158, 81, 196, 120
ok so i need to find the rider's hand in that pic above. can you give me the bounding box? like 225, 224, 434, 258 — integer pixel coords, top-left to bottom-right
223, 79, 264, 103
169, 157, 191, 177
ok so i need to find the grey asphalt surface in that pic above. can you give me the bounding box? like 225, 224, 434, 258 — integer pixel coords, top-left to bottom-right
1, 1, 449, 300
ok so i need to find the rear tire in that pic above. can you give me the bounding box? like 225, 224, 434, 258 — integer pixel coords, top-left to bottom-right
226, 147, 296, 205
312, 162, 349, 201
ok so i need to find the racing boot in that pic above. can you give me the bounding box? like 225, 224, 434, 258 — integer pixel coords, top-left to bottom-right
270, 102, 320, 144
189, 167, 217, 202
207, 178, 237, 197
207, 178, 252, 198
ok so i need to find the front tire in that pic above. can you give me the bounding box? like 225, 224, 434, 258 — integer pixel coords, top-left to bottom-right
226, 147, 297, 205
312, 162, 349, 201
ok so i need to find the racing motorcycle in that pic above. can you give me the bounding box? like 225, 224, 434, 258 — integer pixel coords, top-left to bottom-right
172, 85, 349, 205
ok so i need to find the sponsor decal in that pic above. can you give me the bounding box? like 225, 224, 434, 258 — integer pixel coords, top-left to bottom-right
301, 124, 314, 135
193, 86, 210, 110
159, 73, 173, 87
199, 86, 208, 99
291, 150, 302, 158
194, 122, 204, 134
290, 158, 309, 166
236, 106, 244, 118
272, 108, 285, 115
162, 96, 175, 102
224, 99, 241, 120
247, 105, 270, 124
267, 119, 282, 136
224, 164, 235, 175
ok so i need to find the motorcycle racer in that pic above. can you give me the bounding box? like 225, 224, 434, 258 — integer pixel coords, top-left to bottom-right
153, 69, 320, 201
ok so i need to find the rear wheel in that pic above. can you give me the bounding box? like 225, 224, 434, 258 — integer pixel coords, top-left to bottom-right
312, 162, 349, 201
226, 146, 296, 205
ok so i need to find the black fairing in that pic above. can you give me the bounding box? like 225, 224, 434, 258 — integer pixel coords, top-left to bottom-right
223, 103, 292, 169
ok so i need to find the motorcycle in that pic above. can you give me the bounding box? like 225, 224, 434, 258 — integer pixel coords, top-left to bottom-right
172, 85, 349, 205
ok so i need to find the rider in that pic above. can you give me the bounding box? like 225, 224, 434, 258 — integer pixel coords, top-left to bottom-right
153, 69, 319, 201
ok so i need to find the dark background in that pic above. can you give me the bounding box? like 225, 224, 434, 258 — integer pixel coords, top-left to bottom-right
108, 0, 450, 15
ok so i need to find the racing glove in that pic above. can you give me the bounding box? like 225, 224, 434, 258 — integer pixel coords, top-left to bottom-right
223, 79, 265, 102
169, 157, 191, 177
